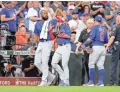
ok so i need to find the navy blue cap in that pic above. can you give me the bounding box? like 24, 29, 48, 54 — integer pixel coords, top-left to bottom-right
72, 9, 79, 15
95, 16, 103, 23
2, 1, 11, 4
81, 12, 88, 16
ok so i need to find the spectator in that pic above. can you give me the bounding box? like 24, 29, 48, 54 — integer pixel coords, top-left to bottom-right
91, 1, 105, 18
71, 31, 76, 43
105, 1, 120, 29
70, 32, 77, 52
12, 19, 30, 64
76, 18, 95, 84
1, 1, 26, 34
50, 1, 64, 12
68, 9, 87, 43
66, 5, 75, 21
22, 57, 39, 77
27, 1, 41, 36
22, 1, 33, 18
80, 12, 89, 24
82, 5, 91, 18
1, 1, 17, 34
11, 1, 23, 26
14, 19, 30, 50
41, 1, 54, 21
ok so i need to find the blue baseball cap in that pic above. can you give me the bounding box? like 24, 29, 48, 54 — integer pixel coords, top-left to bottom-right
81, 12, 88, 16
95, 16, 103, 23
2, 1, 11, 4
72, 9, 79, 15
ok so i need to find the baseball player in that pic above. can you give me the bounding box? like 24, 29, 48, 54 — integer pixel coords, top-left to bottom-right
82, 16, 108, 86
50, 17, 71, 86
31, 10, 55, 86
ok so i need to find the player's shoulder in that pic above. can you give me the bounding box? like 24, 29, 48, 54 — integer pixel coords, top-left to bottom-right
91, 25, 98, 30
36, 20, 44, 27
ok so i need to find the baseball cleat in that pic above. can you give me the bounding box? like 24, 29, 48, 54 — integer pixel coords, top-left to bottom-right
38, 81, 47, 86
95, 82, 104, 86
47, 74, 56, 86
83, 81, 94, 86
64, 82, 70, 86
59, 80, 65, 86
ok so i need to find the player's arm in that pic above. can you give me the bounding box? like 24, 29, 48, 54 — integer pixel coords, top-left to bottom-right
57, 34, 70, 38
57, 24, 71, 38
31, 23, 40, 46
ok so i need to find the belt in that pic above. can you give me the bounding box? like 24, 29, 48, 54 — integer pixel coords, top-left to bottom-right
59, 43, 68, 46
39, 39, 48, 42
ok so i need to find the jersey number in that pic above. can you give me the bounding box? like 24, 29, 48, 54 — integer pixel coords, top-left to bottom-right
100, 31, 104, 42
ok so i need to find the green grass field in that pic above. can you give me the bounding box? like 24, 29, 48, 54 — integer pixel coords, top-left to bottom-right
0, 86, 120, 92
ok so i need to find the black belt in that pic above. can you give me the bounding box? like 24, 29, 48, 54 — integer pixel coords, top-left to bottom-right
40, 39, 48, 42
59, 43, 68, 46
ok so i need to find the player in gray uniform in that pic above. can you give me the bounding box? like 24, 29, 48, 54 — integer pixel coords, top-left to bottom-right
31, 10, 55, 86
82, 16, 108, 86
50, 17, 71, 86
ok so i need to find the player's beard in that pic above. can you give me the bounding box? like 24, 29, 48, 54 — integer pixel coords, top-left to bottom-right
42, 16, 48, 21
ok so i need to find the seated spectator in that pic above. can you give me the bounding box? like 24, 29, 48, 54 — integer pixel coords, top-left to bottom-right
68, 9, 87, 43
12, 19, 30, 51
22, 57, 40, 77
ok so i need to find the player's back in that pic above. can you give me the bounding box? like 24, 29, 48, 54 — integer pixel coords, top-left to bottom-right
90, 25, 108, 46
